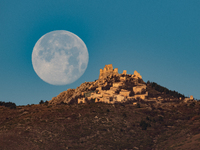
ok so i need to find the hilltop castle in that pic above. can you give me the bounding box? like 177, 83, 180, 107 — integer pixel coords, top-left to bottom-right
99, 64, 118, 79
99, 64, 142, 80
49, 64, 195, 105
77, 64, 148, 104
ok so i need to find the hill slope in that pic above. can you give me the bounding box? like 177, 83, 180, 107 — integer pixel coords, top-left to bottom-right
0, 102, 200, 150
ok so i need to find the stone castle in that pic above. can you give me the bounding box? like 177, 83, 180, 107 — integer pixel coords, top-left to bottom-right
77, 64, 148, 104
99, 64, 142, 80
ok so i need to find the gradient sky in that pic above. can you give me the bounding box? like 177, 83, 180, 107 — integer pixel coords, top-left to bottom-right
1, 0, 200, 105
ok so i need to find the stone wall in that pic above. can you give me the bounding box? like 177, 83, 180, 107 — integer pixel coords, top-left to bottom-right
133, 70, 142, 79
99, 64, 118, 79
123, 70, 127, 75
133, 92, 148, 100
133, 85, 146, 94
113, 82, 123, 88
120, 90, 130, 97
78, 98, 86, 104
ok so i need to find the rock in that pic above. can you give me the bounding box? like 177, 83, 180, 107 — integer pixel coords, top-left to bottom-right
49, 89, 75, 104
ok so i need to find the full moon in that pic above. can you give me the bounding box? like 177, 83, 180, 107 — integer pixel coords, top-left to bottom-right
32, 30, 89, 85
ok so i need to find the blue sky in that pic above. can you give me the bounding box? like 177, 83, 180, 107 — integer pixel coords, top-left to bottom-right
0, 0, 200, 105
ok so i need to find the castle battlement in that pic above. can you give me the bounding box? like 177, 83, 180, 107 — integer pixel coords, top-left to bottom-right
99, 64, 142, 80
99, 64, 119, 79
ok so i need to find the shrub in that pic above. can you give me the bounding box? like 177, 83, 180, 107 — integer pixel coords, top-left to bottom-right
189, 102, 196, 107
39, 100, 44, 104
146, 116, 151, 121
122, 112, 127, 118
136, 103, 141, 108
158, 116, 164, 122
148, 81, 185, 98
140, 120, 151, 130
0, 101, 16, 109
44, 100, 49, 105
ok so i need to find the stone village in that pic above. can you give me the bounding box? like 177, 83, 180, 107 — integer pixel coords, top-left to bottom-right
49, 64, 194, 105
77, 64, 148, 104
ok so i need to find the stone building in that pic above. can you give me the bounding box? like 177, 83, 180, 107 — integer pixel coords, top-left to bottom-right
77, 64, 149, 104
133, 85, 147, 94
133, 70, 142, 79
99, 64, 118, 79
120, 89, 130, 97
122, 70, 127, 75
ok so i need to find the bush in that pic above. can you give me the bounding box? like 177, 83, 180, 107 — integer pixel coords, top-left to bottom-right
189, 102, 196, 107
136, 103, 141, 108
39, 100, 44, 104
122, 112, 127, 118
146, 116, 151, 121
158, 116, 164, 122
0, 101, 16, 109
44, 100, 49, 105
140, 120, 151, 130
148, 81, 185, 98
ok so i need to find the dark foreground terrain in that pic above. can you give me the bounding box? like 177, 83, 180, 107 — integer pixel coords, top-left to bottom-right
0, 101, 200, 150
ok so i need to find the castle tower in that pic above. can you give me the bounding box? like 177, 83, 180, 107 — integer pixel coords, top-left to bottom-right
104, 64, 113, 72
114, 68, 118, 74
99, 69, 104, 79
99, 64, 119, 79
123, 70, 127, 75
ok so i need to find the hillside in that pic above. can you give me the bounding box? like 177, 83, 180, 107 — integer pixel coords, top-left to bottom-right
0, 101, 200, 150
0, 64, 199, 150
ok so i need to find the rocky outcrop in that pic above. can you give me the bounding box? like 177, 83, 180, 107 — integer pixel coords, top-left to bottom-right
49, 89, 75, 104
49, 80, 99, 105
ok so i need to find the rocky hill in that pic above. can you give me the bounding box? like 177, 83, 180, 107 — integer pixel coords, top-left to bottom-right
49, 64, 195, 106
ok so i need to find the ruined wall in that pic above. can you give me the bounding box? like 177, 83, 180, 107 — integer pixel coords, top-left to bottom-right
133, 70, 142, 79
78, 98, 86, 104
123, 70, 127, 75
113, 82, 123, 88
120, 90, 130, 97
133, 92, 148, 100
120, 76, 126, 81
114, 68, 118, 73
133, 85, 146, 94
99, 64, 118, 79
104, 64, 113, 71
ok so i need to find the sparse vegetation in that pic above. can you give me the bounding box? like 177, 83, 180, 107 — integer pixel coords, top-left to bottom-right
140, 120, 151, 130
0, 101, 16, 109
39, 100, 44, 104
0, 101, 200, 149
136, 103, 141, 108
147, 81, 186, 98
